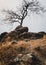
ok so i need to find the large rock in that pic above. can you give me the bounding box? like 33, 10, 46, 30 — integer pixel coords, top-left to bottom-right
39, 32, 46, 35
31, 33, 43, 39
8, 31, 18, 40
18, 32, 43, 39
15, 25, 23, 30
16, 27, 28, 35
0, 32, 8, 42
15, 25, 28, 34
18, 32, 32, 39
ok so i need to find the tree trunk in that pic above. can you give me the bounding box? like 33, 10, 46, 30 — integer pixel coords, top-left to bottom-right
20, 18, 23, 26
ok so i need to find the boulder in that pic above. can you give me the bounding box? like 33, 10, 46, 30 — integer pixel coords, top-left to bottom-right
8, 31, 18, 40
31, 33, 43, 39
0, 32, 8, 42
15, 25, 23, 30
18, 32, 32, 39
16, 27, 28, 35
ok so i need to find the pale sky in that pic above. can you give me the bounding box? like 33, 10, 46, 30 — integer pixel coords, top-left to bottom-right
0, 0, 46, 33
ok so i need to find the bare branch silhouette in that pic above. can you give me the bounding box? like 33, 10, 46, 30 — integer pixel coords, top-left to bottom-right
2, 0, 46, 26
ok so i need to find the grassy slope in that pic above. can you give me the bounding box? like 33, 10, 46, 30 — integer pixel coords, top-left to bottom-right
0, 35, 46, 65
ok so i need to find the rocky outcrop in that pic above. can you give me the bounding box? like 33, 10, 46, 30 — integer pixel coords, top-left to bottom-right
18, 32, 32, 39
0, 26, 46, 65
31, 33, 43, 39
15, 26, 45, 39
0, 26, 46, 43
19, 32, 43, 39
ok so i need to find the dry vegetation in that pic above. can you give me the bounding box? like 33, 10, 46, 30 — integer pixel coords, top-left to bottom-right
0, 33, 46, 65
0, 26, 46, 65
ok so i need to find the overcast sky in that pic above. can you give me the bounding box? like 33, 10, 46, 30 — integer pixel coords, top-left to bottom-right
0, 0, 46, 33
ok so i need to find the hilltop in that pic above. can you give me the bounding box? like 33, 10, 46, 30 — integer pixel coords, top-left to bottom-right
0, 26, 46, 65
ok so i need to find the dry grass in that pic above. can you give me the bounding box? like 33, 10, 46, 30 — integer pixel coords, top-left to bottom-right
0, 35, 46, 65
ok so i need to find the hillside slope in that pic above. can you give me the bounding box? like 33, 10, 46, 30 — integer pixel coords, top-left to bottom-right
0, 26, 46, 65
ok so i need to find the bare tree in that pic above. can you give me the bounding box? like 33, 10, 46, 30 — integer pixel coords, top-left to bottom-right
3, 0, 46, 26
